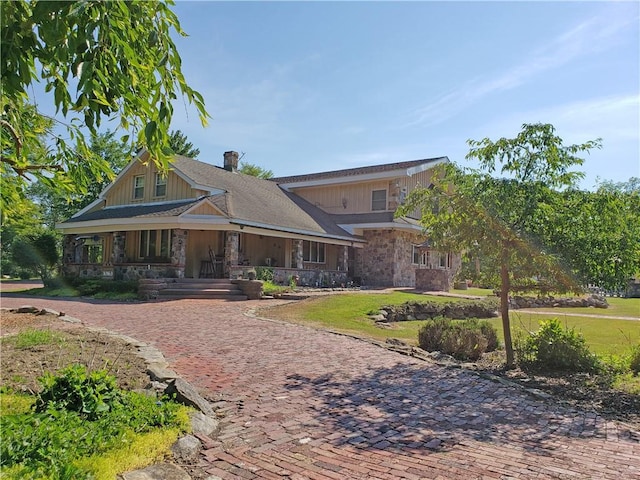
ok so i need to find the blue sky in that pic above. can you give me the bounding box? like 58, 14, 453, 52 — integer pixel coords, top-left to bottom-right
167, 1, 639, 189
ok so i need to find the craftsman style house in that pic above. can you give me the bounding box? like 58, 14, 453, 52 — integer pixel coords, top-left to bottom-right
58, 150, 460, 289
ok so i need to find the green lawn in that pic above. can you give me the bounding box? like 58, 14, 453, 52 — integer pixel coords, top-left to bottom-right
261, 292, 640, 357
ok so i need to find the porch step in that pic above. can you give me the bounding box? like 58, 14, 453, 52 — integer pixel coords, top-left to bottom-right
157, 278, 248, 301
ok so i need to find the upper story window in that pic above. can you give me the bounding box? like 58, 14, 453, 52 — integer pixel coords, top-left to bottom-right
371, 189, 387, 211
133, 175, 145, 199
154, 173, 167, 197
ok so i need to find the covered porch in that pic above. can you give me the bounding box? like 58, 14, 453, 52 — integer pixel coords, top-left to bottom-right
61, 227, 357, 286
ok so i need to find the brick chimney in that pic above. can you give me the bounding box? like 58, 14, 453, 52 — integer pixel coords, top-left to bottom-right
223, 151, 239, 172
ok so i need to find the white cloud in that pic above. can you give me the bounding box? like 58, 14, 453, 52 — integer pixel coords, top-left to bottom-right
406, 9, 637, 128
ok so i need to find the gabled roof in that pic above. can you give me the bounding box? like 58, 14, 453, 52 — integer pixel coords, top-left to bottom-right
60, 156, 363, 243
272, 157, 448, 189
66, 199, 200, 223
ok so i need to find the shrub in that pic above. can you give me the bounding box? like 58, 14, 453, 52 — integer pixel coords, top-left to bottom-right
35, 365, 123, 420
418, 317, 499, 361
254, 266, 274, 282
515, 318, 601, 373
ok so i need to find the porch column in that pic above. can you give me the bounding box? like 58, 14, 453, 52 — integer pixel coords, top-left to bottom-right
293, 239, 304, 269
111, 232, 126, 265
171, 229, 188, 278
339, 245, 349, 272
225, 231, 240, 277
63, 235, 76, 265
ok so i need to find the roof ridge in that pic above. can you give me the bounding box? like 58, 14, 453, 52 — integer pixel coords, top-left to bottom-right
271, 157, 447, 183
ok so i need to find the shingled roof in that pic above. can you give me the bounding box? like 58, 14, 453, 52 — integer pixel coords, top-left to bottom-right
271, 157, 447, 184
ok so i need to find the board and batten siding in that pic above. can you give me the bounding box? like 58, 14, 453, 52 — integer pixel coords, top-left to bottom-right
288, 169, 436, 215
105, 162, 196, 207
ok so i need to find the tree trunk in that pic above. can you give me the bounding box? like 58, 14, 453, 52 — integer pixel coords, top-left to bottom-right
500, 247, 515, 368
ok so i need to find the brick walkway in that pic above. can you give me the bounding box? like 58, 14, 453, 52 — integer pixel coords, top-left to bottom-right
2, 295, 639, 479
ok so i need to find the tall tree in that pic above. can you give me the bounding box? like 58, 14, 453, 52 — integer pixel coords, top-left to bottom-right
168, 130, 200, 158
538, 181, 640, 292
1, 0, 209, 221
398, 123, 601, 367
239, 161, 274, 179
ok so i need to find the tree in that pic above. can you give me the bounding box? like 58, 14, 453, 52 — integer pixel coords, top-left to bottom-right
1, 0, 209, 220
398, 123, 601, 367
11, 231, 59, 285
168, 130, 200, 158
538, 181, 640, 293
28, 130, 131, 227
239, 162, 274, 179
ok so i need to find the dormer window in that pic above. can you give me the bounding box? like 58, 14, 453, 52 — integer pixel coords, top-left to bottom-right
133, 175, 145, 199
371, 189, 387, 211
154, 172, 167, 197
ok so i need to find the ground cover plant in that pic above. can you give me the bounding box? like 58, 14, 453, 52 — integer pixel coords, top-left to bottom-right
1, 366, 190, 479
0, 312, 192, 479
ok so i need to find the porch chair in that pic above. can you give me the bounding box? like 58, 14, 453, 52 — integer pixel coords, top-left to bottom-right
199, 246, 218, 278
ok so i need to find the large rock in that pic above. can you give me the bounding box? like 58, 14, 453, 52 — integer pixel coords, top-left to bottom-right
121, 463, 190, 480
171, 434, 201, 462
189, 411, 219, 436
164, 378, 214, 416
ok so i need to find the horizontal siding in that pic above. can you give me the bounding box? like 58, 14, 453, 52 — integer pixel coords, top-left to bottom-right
105, 161, 196, 206
290, 169, 437, 215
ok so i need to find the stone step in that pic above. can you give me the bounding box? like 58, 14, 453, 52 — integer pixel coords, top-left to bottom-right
173, 278, 233, 284
158, 293, 248, 301
160, 287, 242, 295
165, 282, 237, 290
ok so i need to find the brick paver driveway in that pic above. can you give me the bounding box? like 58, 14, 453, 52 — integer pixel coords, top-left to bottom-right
2, 295, 639, 479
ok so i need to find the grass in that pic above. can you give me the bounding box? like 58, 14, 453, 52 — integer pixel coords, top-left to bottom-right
261, 292, 640, 356
530, 296, 639, 318
261, 292, 483, 344
9, 329, 65, 349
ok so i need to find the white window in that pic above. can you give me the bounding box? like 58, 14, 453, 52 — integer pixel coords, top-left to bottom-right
133, 175, 145, 199
303, 241, 325, 263
371, 189, 387, 211
154, 173, 167, 197
139, 229, 171, 260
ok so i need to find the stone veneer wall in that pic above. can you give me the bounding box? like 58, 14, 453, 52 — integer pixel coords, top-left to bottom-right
393, 231, 423, 287
355, 230, 425, 287
354, 230, 396, 286
170, 229, 187, 278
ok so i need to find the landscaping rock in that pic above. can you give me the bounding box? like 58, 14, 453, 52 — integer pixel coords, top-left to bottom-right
189, 411, 219, 436
14, 305, 39, 314
171, 434, 201, 462
120, 463, 191, 480
147, 363, 179, 382
164, 378, 214, 416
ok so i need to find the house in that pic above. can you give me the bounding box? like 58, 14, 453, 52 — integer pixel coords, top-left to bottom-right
58, 150, 460, 290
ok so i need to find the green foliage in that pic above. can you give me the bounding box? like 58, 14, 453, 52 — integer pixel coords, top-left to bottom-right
515, 318, 601, 373
27, 130, 132, 227
1, 0, 209, 221
418, 317, 499, 361
630, 344, 640, 375
398, 123, 601, 366
168, 129, 200, 158
239, 161, 274, 179
535, 183, 640, 292
10, 230, 59, 285
71, 278, 138, 296
262, 280, 289, 296
1, 382, 188, 479
255, 266, 275, 282
11, 329, 64, 349
35, 365, 123, 420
